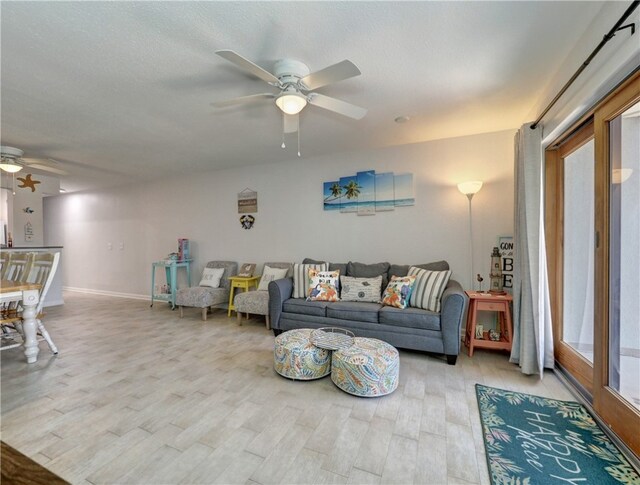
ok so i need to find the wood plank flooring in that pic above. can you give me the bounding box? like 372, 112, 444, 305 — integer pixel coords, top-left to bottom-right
1, 292, 574, 484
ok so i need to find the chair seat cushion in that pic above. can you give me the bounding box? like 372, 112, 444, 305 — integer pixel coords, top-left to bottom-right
176, 287, 227, 308
234, 290, 269, 315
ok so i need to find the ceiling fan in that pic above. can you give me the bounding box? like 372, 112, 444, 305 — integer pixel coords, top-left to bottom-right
0, 146, 67, 175
212, 50, 367, 137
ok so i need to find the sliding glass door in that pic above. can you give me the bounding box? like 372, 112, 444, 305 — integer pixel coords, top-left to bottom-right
546, 71, 640, 455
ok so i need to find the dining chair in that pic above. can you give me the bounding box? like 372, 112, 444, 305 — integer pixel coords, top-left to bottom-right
3, 251, 35, 282
1, 252, 35, 321
1, 252, 60, 354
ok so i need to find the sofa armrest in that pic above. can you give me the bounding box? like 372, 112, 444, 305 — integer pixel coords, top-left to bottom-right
268, 277, 293, 330
440, 279, 469, 357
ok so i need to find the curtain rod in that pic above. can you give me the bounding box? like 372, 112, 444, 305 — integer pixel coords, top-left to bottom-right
531, 0, 639, 130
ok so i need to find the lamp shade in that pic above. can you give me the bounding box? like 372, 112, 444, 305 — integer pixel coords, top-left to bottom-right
0, 161, 23, 173
457, 180, 483, 196
275, 92, 307, 115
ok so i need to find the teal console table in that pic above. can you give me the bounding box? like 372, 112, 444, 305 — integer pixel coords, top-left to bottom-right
150, 259, 192, 309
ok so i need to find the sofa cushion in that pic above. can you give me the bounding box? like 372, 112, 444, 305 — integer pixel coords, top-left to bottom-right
283, 298, 328, 317
340, 275, 383, 303
326, 302, 382, 323
293, 263, 328, 298
303, 258, 347, 277
347, 261, 390, 288
388, 260, 450, 279
408, 267, 451, 312
379, 306, 441, 331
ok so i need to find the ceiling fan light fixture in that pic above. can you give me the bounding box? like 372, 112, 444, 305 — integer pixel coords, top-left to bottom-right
0, 160, 23, 173
276, 92, 307, 115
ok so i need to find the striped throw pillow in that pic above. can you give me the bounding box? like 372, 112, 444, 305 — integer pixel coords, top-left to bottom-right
293, 263, 328, 299
408, 267, 451, 312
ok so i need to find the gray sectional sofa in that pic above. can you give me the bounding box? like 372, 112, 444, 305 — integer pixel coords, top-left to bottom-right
268, 259, 468, 364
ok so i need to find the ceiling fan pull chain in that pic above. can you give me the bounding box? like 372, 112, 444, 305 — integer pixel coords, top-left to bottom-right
297, 129, 301, 157
281, 116, 286, 149
12, 173, 16, 195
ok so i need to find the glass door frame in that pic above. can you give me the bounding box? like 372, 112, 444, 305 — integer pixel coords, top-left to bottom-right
545, 121, 595, 395
593, 73, 640, 455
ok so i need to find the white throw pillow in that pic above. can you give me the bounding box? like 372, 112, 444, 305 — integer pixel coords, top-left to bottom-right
199, 267, 225, 288
340, 275, 383, 303
258, 266, 289, 291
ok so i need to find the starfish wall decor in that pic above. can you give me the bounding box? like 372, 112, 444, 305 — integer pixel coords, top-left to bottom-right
17, 174, 41, 192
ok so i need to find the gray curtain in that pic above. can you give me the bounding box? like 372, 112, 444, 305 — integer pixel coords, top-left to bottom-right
510, 123, 554, 376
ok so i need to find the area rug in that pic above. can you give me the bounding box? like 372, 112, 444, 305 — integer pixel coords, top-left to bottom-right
476, 384, 640, 484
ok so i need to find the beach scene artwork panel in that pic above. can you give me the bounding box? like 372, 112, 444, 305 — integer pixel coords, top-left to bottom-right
375, 172, 395, 212
393, 173, 415, 207
357, 170, 376, 216
323, 170, 414, 213
323, 181, 342, 211
339, 175, 359, 213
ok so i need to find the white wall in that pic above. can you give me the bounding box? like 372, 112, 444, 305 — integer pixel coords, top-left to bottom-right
44, 129, 515, 297
0, 172, 60, 247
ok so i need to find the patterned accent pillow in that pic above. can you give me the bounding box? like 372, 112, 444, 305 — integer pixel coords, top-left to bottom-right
381, 275, 416, 309
340, 275, 383, 303
293, 263, 328, 298
307, 269, 340, 302
199, 267, 225, 288
408, 267, 452, 312
258, 265, 289, 291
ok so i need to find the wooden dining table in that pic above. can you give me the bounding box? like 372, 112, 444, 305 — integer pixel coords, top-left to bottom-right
0, 280, 42, 363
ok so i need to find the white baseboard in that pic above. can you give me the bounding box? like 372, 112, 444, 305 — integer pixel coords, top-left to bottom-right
64, 286, 149, 301
43, 298, 65, 308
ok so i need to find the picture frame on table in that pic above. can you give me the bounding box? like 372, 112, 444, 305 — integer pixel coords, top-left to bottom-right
238, 263, 256, 277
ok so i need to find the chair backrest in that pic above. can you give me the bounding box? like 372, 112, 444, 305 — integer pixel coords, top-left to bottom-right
24, 252, 60, 314
205, 261, 237, 290
264, 262, 294, 278
4, 252, 35, 282
0, 251, 10, 279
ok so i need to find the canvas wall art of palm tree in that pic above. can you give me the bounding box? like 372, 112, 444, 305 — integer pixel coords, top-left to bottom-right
323, 170, 414, 214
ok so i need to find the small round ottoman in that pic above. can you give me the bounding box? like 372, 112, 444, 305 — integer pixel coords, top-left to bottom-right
331, 337, 399, 397
274, 329, 331, 380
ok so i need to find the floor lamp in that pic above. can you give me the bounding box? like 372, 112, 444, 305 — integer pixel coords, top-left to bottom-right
458, 181, 483, 291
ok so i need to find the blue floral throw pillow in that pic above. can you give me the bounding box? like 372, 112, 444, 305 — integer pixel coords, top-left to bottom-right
382, 275, 416, 309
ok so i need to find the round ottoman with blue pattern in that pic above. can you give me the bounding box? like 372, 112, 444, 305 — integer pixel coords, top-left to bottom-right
274, 329, 331, 380
331, 337, 399, 397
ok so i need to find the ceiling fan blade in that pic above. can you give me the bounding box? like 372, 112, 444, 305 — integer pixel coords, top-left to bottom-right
21, 159, 68, 175
211, 93, 275, 108
283, 113, 299, 134
301, 60, 361, 90
215, 50, 280, 85
308, 93, 367, 120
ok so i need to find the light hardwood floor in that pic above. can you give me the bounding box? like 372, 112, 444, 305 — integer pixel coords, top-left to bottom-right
1, 292, 574, 485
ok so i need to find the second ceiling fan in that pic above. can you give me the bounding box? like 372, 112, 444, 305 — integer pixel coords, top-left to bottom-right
212, 50, 367, 136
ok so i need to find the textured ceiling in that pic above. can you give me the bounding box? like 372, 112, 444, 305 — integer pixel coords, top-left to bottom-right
1, 1, 607, 192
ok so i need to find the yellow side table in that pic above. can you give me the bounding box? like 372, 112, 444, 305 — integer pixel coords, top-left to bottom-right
227, 275, 261, 317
